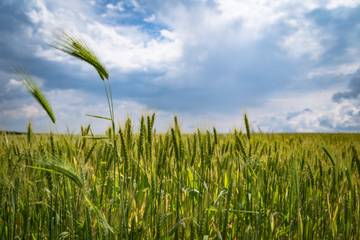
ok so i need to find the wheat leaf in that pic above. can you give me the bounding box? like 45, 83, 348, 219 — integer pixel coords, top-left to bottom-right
244, 114, 251, 140
86, 114, 112, 121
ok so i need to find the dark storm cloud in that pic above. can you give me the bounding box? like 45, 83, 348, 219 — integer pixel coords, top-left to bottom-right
333, 69, 360, 102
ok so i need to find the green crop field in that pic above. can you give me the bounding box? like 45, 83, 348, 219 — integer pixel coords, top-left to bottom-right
1, 34, 360, 239
1, 124, 360, 239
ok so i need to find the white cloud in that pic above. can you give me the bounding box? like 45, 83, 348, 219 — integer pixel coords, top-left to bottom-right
6, 79, 23, 92
27, 0, 183, 73
214, 0, 287, 36
144, 14, 156, 23
281, 19, 330, 60
4, 76, 44, 94
308, 62, 360, 78
106, 2, 124, 12
1, 104, 43, 119
212, 0, 327, 38
307, 48, 360, 78
83, 22, 183, 72
210, 0, 358, 60
26, 0, 357, 79
283, 99, 360, 131
326, 0, 360, 9
22, 105, 42, 118
246, 86, 360, 132
283, 26, 322, 60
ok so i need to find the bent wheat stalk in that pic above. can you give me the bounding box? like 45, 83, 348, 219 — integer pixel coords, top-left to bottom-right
18, 71, 56, 124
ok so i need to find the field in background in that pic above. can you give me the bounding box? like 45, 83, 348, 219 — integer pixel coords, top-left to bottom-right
1, 117, 360, 239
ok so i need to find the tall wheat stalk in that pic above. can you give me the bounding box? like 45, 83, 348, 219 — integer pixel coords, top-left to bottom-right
53, 33, 122, 232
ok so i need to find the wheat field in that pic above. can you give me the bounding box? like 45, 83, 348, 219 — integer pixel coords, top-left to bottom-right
1, 120, 360, 239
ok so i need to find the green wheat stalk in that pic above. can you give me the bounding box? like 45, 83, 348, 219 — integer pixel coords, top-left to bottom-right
18, 71, 56, 124
52, 33, 109, 80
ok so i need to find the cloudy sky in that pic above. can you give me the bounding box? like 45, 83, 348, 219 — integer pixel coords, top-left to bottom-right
0, 0, 360, 133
